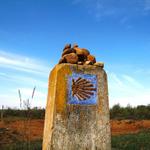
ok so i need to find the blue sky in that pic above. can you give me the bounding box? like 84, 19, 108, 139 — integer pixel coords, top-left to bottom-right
0, 0, 150, 108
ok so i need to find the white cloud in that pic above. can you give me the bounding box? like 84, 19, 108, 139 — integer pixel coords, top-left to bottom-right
0, 50, 51, 76
109, 73, 124, 88
0, 88, 47, 108
0, 50, 51, 108
1, 50, 150, 108
0, 94, 20, 108
108, 72, 150, 107
122, 74, 144, 89
0, 73, 48, 88
17, 87, 47, 108
113, 91, 150, 107
72, 0, 150, 20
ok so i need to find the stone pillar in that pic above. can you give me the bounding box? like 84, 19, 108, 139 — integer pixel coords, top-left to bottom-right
43, 64, 111, 150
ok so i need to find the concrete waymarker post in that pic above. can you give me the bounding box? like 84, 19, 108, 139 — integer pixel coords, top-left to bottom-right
43, 44, 111, 150
43, 63, 111, 150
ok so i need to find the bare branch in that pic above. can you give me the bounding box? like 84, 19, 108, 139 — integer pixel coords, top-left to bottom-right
32, 86, 36, 99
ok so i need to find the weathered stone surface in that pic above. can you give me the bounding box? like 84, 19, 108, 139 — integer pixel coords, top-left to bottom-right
62, 48, 75, 57
94, 62, 104, 68
64, 53, 78, 64
43, 64, 111, 150
74, 47, 84, 56
84, 60, 93, 65
59, 44, 99, 65
82, 48, 90, 56
87, 55, 96, 63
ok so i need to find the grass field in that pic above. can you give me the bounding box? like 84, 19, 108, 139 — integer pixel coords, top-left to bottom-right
0, 140, 42, 150
112, 129, 150, 150
0, 119, 150, 149
1, 130, 150, 150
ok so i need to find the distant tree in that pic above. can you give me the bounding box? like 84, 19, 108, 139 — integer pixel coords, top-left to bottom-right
110, 104, 123, 119
110, 103, 150, 120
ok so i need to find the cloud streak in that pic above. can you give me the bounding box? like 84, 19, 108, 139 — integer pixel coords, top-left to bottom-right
0, 50, 51, 76
1, 51, 150, 108
0, 88, 47, 108
0, 50, 51, 108
0, 73, 47, 88
72, 0, 150, 20
108, 72, 150, 107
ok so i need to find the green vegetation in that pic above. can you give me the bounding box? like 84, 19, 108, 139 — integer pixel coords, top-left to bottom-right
112, 129, 150, 150
0, 107, 45, 120
0, 139, 42, 150
1, 130, 150, 150
110, 104, 150, 120
1, 104, 150, 120
1, 104, 150, 149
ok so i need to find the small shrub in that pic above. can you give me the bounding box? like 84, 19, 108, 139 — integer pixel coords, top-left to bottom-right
112, 129, 150, 150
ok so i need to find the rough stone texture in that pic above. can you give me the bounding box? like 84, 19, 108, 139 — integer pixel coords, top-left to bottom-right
81, 48, 90, 56
94, 62, 104, 68
43, 64, 111, 150
62, 48, 76, 57
59, 44, 100, 66
87, 55, 96, 63
85, 60, 93, 65
74, 47, 84, 56
64, 53, 78, 64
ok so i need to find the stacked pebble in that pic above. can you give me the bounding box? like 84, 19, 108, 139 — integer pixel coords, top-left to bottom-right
58, 44, 104, 68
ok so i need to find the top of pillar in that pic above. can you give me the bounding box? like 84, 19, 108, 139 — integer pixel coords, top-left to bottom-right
58, 43, 104, 68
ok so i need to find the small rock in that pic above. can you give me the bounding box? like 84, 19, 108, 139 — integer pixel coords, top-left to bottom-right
94, 62, 104, 68
78, 61, 84, 65
62, 48, 75, 57
73, 43, 78, 48
74, 47, 87, 62
81, 48, 90, 56
87, 55, 96, 63
84, 61, 93, 65
64, 53, 78, 64
74, 47, 84, 56
63, 44, 71, 51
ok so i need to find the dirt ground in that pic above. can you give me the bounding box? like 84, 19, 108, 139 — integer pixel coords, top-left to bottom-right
111, 120, 150, 135
0, 119, 150, 145
0, 119, 43, 145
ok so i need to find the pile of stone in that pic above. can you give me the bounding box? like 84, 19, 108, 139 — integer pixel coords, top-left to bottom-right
58, 44, 104, 67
